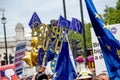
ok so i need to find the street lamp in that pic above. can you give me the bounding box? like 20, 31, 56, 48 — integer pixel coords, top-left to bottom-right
62, 0, 67, 19
79, 0, 87, 57
1, 11, 8, 64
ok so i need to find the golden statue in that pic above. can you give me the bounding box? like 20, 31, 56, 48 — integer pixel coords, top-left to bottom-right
23, 37, 40, 67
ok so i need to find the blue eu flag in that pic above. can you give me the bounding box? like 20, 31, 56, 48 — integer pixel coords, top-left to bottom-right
29, 12, 41, 29
85, 0, 120, 79
38, 48, 55, 66
57, 15, 70, 29
52, 37, 77, 80
50, 54, 58, 73
70, 18, 82, 34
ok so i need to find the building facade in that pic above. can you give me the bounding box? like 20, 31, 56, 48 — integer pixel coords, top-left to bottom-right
0, 23, 31, 65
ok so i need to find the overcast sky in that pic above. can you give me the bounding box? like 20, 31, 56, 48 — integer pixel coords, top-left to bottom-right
0, 0, 118, 37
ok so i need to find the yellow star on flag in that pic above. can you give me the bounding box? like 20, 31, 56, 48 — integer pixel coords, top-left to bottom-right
52, 67, 55, 70
52, 62, 55, 64
95, 13, 101, 18
116, 49, 120, 58
53, 72, 57, 78
106, 45, 111, 51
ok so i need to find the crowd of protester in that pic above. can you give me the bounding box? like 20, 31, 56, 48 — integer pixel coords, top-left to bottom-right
17, 74, 53, 80
16, 66, 109, 80
17, 66, 53, 80
17, 72, 109, 80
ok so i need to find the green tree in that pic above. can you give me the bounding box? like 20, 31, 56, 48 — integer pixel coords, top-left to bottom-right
116, 0, 120, 10
103, 0, 120, 24
68, 30, 82, 46
85, 23, 92, 48
68, 23, 92, 50
103, 7, 116, 24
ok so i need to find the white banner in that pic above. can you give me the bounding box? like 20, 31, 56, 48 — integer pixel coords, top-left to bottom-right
91, 23, 120, 75
14, 42, 26, 75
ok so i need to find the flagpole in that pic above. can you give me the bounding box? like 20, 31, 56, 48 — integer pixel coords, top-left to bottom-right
63, 0, 67, 19
79, 0, 87, 57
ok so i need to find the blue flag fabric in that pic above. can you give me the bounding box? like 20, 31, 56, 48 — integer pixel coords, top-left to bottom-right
38, 48, 55, 66
29, 12, 41, 29
50, 54, 58, 72
57, 15, 70, 29
85, 0, 120, 79
70, 18, 82, 34
52, 39, 77, 80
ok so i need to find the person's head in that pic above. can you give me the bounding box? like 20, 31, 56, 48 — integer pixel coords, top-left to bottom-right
93, 76, 103, 80
79, 78, 92, 80
97, 73, 109, 80
35, 73, 48, 80
48, 74, 53, 80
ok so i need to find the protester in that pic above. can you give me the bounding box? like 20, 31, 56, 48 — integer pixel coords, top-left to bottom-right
26, 75, 34, 80
89, 68, 96, 77
35, 73, 48, 80
33, 65, 48, 80
97, 73, 109, 80
92, 73, 109, 80
92, 77, 102, 80
47, 74, 53, 80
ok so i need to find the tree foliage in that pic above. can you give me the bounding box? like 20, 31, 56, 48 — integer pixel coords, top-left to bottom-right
68, 23, 92, 49
85, 23, 92, 48
68, 0, 120, 51
103, 0, 120, 24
